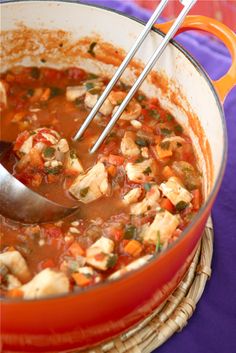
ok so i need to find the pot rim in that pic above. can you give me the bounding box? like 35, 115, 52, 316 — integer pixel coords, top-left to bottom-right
1, 0, 228, 304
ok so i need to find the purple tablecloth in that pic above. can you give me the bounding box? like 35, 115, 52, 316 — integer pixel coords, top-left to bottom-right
82, 1, 236, 352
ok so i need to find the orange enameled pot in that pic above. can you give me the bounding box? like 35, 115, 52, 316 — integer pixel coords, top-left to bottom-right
1, 1, 236, 352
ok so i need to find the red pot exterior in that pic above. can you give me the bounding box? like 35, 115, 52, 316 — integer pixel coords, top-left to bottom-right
2, 204, 211, 353
1, 2, 234, 352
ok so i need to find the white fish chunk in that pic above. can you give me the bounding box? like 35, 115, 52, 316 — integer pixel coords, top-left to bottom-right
19, 135, 33, 154
6, 274, 22, 290
85, 92, 113, 116
120, 131, 140, 157
0, 251, 31, 283
140, 210, 179, 244
159, 176, 192, 206
109, 255, 153, 280
86, 247, 116, 271
130, 184, 160, 215
66, 86, 86, 101
125, 158, 156, 183
69, 162, 108, 203
90, 236, 114, 254
65, 152, 84, 174
123, 188, 142, 205
21, 268, 69, 299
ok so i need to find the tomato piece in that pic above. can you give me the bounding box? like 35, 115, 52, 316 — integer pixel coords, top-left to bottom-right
44, 225, 63, 238
108, 154, 125, 166
101, 140, 118, 155
42, 68, 63, 81
68, 242, 85, 257
192, 189, 201, 210
67, 67, 86, 81
160, 197, 175, 213
14, 130, 30, 151
72, 273, 91, 287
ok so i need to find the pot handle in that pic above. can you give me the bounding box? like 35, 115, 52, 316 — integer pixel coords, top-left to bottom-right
155, 16, 236, 102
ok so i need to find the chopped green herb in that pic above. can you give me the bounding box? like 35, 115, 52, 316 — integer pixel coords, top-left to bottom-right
160, 141, 170, 150
137, 94, 146, 102
149, 109, 160, 120
143, 166, 152, 175
68, 259, 79, 272
160, 128, 172, 136
119, 81, 130, 91
0, 264, 9, 278
88, 42, 97, 57
27, 88, 34, 97
155, 231, 162, 253
166, 113, 173, 121
43, 146, 55, 158
29, 131, 37, 136
80, 187, 89, 198
46, 166, 62, 175
50, 87, 63, 98
85, 82, 95, 90
176, 201, 188, 212
144, 183, 152, 191
89, 88, 101, 95
124, 225, 137, 239
70, 150, 77, 159
87, 73, 98, 80
107, 254, 118, 268
135, 156, 146, 163
75, 97, 84, 107
135, 137, 149, 147
174, 124, 183, 134
31, 67, 40, 79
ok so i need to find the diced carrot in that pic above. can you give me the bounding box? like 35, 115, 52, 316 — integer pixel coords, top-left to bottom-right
108, 154, 125, 166
124, 239, 143, 257
72, 272, 91, 287
141, 124, 153, 133
7, 288, 24, 298
162, 166, 175, 179
107, 165, 117, 177
68, 242, 85, 257
40, 88, 51, 102
155, 145, 173, 159
192, 189, 201, 210
160, 197, 175, 213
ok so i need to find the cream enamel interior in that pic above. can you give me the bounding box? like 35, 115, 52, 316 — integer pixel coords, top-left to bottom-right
1, 0, 225, 200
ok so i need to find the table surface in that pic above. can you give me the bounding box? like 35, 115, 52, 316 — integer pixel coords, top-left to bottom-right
82, 1, 236, 353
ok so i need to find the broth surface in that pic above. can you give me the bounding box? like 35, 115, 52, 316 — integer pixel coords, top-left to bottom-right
0, 66, 202, 299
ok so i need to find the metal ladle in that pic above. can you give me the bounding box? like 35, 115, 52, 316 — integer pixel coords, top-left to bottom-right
0, 141, 77, 224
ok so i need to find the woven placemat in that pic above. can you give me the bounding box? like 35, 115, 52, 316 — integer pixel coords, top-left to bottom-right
82, 217, 214, 353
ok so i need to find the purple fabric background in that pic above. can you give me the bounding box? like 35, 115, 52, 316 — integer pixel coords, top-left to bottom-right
82, 1, 236, 352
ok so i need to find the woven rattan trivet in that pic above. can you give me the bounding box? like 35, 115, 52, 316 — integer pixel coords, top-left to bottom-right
81, 217, 213, 353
